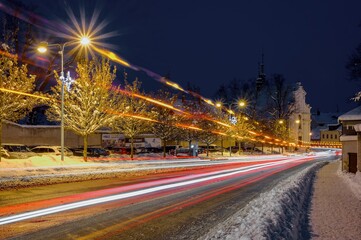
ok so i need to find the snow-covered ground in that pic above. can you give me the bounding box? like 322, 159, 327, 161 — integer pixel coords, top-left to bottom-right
199, 161, 324, 240
2, 151, 359, 239
199, 156, 361, 240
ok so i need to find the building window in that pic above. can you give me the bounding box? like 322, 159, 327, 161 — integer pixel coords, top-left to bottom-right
335, 134, 338, 139
347, 125, 354, 130
331, 134, 333, 139
322, 134, 324, 139
326, 134, 329, 139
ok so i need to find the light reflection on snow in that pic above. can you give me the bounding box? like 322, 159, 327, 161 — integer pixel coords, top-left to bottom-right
0, 156, 314, 225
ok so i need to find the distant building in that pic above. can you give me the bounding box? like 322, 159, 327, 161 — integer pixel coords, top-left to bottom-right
311, 111, 339, 142
338, 106, 361, 173
288, 82, 311, 145
319, 124, 341, 143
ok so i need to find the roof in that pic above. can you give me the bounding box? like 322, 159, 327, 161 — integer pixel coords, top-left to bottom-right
338, 106, 361, 121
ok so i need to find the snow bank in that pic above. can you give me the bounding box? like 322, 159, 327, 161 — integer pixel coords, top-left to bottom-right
337, 162, 361, 201
200, 162, 325, 240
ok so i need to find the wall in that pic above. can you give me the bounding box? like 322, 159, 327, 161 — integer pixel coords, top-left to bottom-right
320, 130, 341, 142
1, 122, 101, 147
341, 139, 357, 171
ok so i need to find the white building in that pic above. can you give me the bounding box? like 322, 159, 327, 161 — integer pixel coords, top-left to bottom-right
288, 82, 311, 145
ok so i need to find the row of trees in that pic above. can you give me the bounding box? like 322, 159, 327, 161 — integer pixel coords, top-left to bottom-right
0, 50, 258, 161
214, 74, 295, 142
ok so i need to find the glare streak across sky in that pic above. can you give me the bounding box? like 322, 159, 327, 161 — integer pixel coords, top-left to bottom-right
0, 156, 314, 226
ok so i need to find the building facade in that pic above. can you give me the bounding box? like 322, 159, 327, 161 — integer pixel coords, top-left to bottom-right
338, 106, 361, 173
288, 82, 311, 145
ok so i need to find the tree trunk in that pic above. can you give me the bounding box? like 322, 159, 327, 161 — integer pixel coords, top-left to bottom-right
206, 143, 209, 157
221, 138, 224, 156
130, 136, 134, 159
0, 119, 2, 162
188, 140, 192, 156
238, 141, 241, 154
83, 135, 88, 162
163, 139, 166, 158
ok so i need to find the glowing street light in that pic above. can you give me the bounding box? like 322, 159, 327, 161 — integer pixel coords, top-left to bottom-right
37, 37, 90, 161
278, 119, 284, 124
295, 119, 300, 124
80, 36, 90, 46
239, 100, 246, 108
37, 43, 47, 53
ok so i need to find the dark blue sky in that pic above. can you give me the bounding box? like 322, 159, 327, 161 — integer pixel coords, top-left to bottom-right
20, 0, 361, 112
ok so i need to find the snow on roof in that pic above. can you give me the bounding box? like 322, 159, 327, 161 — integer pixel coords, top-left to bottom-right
338, 106, 361, 121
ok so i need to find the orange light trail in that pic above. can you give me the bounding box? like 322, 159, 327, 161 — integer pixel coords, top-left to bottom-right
133, 93, 187, 114
125, 114, 158, 122
112, 88, 188, 115
0, 88, 49, 100
212, 120, 232, 128
211, 131, 227, 136
106, 110, 159, 123
175, 124, 203, 131
92, 45, 132, 68
164, 81, 187, 92
0, 49, 17, 59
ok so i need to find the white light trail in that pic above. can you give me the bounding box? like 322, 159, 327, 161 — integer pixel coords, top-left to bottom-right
0, 157, 312, 225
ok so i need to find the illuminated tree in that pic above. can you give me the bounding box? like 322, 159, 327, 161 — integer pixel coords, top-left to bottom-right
230, 113, 254, 153
112, 78, 150, 158
150, 89, 180, 157
0, 49, 40, 161
47, 59, 120, 161
272, 119, 290, 141
195, 103, 221, 157
176, 98, 203, 155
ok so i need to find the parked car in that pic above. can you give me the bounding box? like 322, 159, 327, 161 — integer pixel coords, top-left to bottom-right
71, 147, 110, 157
108, 147, 132, 155
176, 147, 191, 156
138, 147, 162, 154
164, 145, 182, 155
2, 143, 37, 159
88, 147, 110, 157
31, 146, 73, 156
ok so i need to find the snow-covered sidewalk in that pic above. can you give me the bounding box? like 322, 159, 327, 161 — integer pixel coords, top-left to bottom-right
310, 161, 361, 239
199, 159, 361, 240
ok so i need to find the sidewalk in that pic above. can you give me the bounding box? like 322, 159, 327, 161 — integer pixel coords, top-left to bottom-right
311, 161, 361, 239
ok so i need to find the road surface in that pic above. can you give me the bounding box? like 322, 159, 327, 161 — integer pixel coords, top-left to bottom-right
0, 154, 336, 239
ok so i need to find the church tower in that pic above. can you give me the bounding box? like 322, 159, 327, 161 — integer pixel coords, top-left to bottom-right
288, 82, 312, 146
256, 52, 266, 92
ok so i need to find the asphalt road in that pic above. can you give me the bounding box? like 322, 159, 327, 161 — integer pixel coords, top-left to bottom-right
0, 155, 337, 240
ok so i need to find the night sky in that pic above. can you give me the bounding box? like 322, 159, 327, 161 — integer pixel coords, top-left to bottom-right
17, 0, 361, 113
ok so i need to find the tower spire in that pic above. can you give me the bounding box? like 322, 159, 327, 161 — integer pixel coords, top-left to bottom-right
256, 50, 266, 91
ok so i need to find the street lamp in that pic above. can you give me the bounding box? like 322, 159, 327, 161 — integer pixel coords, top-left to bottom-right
239, 100, 246, 108
37, 37, 90, 161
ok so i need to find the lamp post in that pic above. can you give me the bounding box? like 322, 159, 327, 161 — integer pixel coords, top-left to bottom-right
217, 100, 247, 156
37, 37, 90, 161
